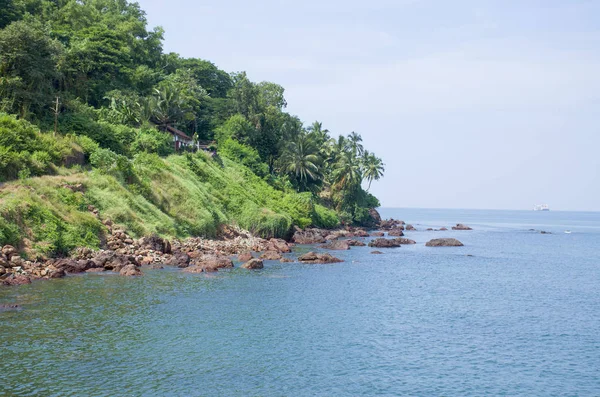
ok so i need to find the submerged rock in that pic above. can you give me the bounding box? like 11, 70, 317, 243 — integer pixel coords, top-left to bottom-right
370, 251, 384, 255
425, 238, 464, 247
405, 224, 416, 231
347, 239, 366, 247
370, 232, 385, 237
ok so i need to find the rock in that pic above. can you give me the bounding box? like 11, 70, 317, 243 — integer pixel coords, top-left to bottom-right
280, 257, 294, 263
351, 229, 370, 238
260, 250, 282, 260
182, 266, 205, 274
405, 224, 416, 231
164, 252, 191, 268
368, 208, 382, 226
370, 251, 384, 255
370, 232, 385, 237
292, 229, 327, 244
195, 257, 234, 272
439, 227, 448, 231
1, 245, 17, 258
9, 255, 23, 266
395, 238, 416, 245
0, 265, 5, 275
298, 252, 343, 264
0, 304, 21, 311
241, 258, 264, 269
540, 231, 552, 234
2, 274, 31, 286
141, 234, 172, 254
119, 264, 142, 276
388, 228, 404, 237
238, 251, 253, 262
347, 239, 366, 247
52, 258, 92, 274
379, 219, 405, 230
324, 234, 339, 241
368, 238, 401, 248
85, 268, 105, 273
425, 238, 464, 247
267, 238, 291, 253
426, 228, 433, 231
320, 240, 350, 250
452, 224, 472, 231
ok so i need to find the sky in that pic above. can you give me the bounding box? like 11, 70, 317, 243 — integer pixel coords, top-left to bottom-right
136, 0, 600, 211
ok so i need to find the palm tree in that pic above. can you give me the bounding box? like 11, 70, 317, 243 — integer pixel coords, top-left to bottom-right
307, 121, 330, 145
347, 131, 364, 156
332, 149, 362, 191
362, 150, 385, 190
279, 132, 323, 190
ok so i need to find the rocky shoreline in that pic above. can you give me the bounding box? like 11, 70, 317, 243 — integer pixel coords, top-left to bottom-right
0, 218, 472, 287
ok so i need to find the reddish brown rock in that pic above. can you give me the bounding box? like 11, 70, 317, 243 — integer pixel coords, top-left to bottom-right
395, 238, 416, 245
298, 252, 343, 264
347, 239, 366, 247
452, 224, 472, 231
2, 274, 31, 286
320, 240, 350, 250
406, 224, 416, 231
370, 251, 384, 255
119, 264, 142, 276
370, 232, 385, 237
388, 228, 404, 237
238, 251, 253, 262
439, 227, 448, 231
368, 238, 401, 248
268, 238, 291, 253
241, 258, 264, 269
260, 251, 282, 260
425, 238, 464, 247
292, 229, 327, 244
280, 257, 294, 263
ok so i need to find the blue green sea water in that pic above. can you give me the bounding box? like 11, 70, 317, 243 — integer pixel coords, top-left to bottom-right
1, 208, 599, 396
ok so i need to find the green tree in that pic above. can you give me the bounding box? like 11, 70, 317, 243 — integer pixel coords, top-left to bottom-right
361, 150, 385, 190
0, 19, 63, 118
279, 132, 323, 192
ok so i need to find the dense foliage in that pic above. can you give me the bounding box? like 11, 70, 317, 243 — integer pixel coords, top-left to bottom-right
0, 0, 385, 254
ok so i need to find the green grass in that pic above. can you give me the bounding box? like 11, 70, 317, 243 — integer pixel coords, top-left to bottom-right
0, 151, 339, 258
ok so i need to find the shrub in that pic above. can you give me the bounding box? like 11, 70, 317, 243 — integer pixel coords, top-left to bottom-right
218, 138, 268, 177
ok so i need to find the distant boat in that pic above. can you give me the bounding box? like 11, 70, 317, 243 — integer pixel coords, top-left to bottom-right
533, 204, 550, 211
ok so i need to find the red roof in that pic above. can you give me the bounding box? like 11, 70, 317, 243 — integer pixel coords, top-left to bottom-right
165, 125, 192, 141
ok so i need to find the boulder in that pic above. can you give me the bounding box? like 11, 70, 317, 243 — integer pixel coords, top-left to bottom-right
267, 238, 292, 253
439, 227, 448, 231
52, 258, 93, 274
395, 238, 416, 245
164, 252, 191, 268
298, 252, 343, 264
368, 238, 401, 248
425, 238, 464, 247
370, 232, 385, 237
351, 229, 370, 238
280, 257, 294, 263
241, 258, 264, 269
347, 239, 366, 247
379, 219, 405, 230
368, 208, 382, 226
119, 264, 142, 276
320, 240, 350, 250
2, 274, 31, 286
141, 234, 172, 253
238, 251, 253, 262
405, 224, 416, 231
452, 224, 472, 231
292, 229, 326, 244
388, 228, 404, 237
194, 257, 234, 272
370, 251, 384, 255
260, 251, 282, 260
1, 245, 17, 258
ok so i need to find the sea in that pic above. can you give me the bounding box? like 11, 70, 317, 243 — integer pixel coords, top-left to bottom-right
1, 208, 599, 396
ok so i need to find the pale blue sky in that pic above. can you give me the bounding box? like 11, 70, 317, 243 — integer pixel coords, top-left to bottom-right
137, 0, 600, 211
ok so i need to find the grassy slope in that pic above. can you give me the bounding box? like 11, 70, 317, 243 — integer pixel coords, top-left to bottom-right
0, 151, 339, 259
